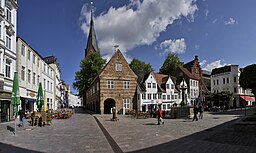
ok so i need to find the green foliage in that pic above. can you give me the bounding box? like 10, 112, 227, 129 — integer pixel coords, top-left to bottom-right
129, 59, 153, 74
73, 52, 106, 98
159, 53, 184, 75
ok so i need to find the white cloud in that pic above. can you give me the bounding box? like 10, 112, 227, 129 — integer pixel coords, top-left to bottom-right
224, 17, 237, 25
195, 44, 200, 50
202, 60, 226, 72
79, 0, 198, 57
200, 59, 207, 66
205, 9, 209, 17
212, 18, 217, 24
160, 38, 186, 55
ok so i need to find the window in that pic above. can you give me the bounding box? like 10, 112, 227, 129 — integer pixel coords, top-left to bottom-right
6, 7, 11, 23
158, 93, 162, 99
152, 83, 156, 88
166, 84, 169, 89
153, 93, 157, 99
107, 80, 114, 89
44, 79, 46, 89
33, 54, 35, 64
142, 93, 146, 99
28, 50, 31, 60
6, 34, 11, 49
92, 86, 95, 94
163, 104, 166, 110
33, 72, 36, 85
123, 98, 130, 109
44, 64, 46, 72
37, 75, 40, 85
21, 44, 25, 56
167, 95, 170, 100
175, 95, 177, 99
167, 104, 171, 109
213, 80, 215, 85
234, 76, 237, 83
234, 87, 237, 93
171, 95, 174, 99
115, 63, 122, 71
163, 95, 166, 100
21, 66, 25, 81
217, 79, 219, 85
227, 78, 229, 84
5, 60, 11, 78
51, 82, 52, 92
147, 83, 151, 88
47, 81, 49, 90
147, 93, 151, 99
223, 78, 225, 84
28, 70, 31, 83
96, 82, 99, 91
171, 84, 174, 89
37, 59, 40, 67
123, 81, 130, 89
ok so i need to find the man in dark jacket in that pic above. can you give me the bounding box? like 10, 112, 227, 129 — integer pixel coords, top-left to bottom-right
192, 106, 198, 121
18, 109, 25, 127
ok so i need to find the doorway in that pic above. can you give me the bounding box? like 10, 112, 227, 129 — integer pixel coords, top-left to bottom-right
104, 98, 116, 114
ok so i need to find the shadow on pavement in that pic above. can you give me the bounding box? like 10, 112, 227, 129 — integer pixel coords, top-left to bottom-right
128, 117, 256, 153
208, 108, 254, 116
6, 125, 15, 134
73, 108, 89, 114
0, 142, 42, 153
143, 123, 158, 125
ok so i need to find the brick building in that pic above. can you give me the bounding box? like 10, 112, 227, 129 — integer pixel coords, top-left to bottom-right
86, 50, 137, 114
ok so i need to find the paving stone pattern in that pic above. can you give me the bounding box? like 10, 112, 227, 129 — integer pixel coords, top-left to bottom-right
1, 108, 256, 153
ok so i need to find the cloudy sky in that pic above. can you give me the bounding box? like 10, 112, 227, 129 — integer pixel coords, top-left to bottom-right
18, 0, 256, 93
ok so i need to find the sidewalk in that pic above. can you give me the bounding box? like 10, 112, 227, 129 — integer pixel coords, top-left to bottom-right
93, 110, 256, 153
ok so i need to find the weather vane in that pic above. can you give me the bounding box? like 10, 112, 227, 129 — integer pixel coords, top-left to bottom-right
113, 45, 119, 51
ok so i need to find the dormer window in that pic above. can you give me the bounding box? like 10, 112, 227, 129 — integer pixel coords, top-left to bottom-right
115, 63, 122, 71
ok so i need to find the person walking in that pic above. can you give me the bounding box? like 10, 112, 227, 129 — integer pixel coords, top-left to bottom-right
18, 109, 25, 127
192, 105, 198, 121
198, 105, 203, 119
157, 107, 164, 125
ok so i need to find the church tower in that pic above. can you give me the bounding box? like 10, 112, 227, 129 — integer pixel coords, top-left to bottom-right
85, 2, 100, 58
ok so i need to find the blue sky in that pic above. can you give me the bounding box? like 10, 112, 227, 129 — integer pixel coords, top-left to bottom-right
18, 0, 256, 93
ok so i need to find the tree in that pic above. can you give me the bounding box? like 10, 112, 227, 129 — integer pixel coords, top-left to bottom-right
159, 53, 184, 75
239, 64, 256, 100
73, 52, 106, 99
129, 59, 153, 74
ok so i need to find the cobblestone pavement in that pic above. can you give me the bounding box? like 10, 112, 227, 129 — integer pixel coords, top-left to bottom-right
0, 109, 113, 153
94, 109, 256, 153
0, 108, 256, 153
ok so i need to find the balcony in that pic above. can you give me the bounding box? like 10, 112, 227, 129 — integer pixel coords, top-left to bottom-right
5, 24, 15, 36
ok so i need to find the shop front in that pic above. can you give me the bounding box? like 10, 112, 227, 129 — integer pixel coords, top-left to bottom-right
0, 91, 13, 123
21, 97, 36, 112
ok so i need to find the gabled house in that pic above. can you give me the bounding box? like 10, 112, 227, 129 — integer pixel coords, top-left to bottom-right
176, 66, 199, 105
86, 50, 137, 114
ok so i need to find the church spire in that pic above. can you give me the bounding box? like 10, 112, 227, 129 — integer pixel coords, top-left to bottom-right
85, 1, 100, 58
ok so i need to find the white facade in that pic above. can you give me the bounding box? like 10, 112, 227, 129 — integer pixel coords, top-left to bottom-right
0, 0, 17, 122
140, 72, 159, 111
0, 0, 17, 92
211, 65, 254, 107
162, 77, 181, 110
16, 37, 55, 111
41, 61, 54, 110
68, 92, 81, 107
139, 72, 183, 112
189, 78, 199, 105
